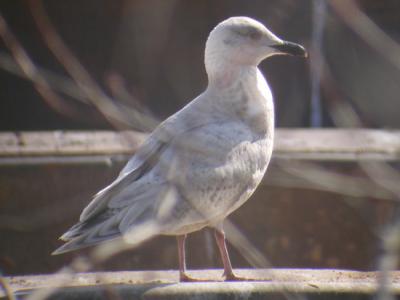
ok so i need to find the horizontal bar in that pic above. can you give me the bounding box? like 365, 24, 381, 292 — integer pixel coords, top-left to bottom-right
0, 129, 399, 165
0, 155, 130, 167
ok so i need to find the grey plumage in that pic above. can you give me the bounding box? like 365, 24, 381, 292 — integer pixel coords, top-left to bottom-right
53, 17, 306, 281
54, 100, 271, 254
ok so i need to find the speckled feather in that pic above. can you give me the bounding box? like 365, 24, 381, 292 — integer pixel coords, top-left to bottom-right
52, 16, 296, 255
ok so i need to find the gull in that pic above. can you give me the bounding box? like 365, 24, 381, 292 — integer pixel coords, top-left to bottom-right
53, 16, 306, 281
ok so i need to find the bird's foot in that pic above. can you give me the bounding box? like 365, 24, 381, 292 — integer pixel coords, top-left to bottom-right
223, 271, 262, 282
179, 274, 202, 282
179, 273, 204, 282
180, 272, 220, 282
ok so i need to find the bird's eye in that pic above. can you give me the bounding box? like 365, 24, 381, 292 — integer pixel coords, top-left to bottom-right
248, 28, 262, 40
232, 26, 262, 41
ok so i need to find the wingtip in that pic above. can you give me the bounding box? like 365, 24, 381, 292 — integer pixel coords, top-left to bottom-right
52, 239, 79, 255
59, 233, 70, 241
51, 247, 64, 256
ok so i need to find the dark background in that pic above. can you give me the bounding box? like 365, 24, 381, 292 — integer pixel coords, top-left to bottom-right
0, 0, 399, 131
1, 0, 400, 276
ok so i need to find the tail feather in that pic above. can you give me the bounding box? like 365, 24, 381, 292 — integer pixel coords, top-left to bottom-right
52, 232, 120, 255
53, 176, 172, 255
52, 220, 161, 256
53, 211, 123, 254
59, 222, 86, 241
53, 200, 159, 255
60, 208, 120, 241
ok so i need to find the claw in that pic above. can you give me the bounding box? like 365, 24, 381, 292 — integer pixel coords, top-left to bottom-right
180, 273, 204, 282
224, 271, 268, 281
224, 272, 251, 281
180, 272, 220, 282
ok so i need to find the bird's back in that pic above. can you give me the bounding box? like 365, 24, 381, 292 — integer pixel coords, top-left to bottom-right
54, 54, 275, 255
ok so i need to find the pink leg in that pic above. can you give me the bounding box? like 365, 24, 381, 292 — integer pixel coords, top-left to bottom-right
177, 235, 200, 282
214, 227, 248, 281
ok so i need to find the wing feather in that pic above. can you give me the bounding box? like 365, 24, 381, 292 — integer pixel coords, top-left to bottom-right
53, 97, 256, 254
79, 138, 166, 222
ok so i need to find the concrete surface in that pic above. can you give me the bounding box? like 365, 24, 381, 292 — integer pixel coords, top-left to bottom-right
2, 269, 400, 299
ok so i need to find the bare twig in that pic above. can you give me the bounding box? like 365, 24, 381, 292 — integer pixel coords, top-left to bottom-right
0, 275, 15, 300
309, 0, 327, 127
0, 51, 88, 102
106, 73, 159, 131
314, 26, 400, 200
320, 4, 400, 299
0, 13, 82, 119
28, 0, 156, 131
271, 160, 395, 201
0, 51, 159, 129
329, 0, 400, 72
377, 223, 400, 300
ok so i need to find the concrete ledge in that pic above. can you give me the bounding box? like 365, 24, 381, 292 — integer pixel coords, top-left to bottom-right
0, 129, 399, 165
3, 269, 400, 299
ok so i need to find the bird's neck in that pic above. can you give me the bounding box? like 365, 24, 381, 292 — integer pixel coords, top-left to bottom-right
206, 63, 274, 137
207, 60, 258, 89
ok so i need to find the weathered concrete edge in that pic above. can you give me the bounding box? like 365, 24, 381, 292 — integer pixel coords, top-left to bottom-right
3, 269, 400, 298
0, 129, 399, 161
7, 284, 392, 300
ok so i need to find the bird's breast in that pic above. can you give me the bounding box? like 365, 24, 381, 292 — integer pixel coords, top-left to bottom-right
218, 68, 274, 138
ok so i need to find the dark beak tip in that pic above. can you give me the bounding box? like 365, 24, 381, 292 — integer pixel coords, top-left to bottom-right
299, 47, 308, 58
272, 41, 308, 58
287, 43, 307, 58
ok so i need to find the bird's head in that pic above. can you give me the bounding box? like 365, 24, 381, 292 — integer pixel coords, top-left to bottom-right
205, 16, 307, 73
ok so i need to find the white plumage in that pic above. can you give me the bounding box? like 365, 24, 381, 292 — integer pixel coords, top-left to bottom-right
53, 16, 306, 281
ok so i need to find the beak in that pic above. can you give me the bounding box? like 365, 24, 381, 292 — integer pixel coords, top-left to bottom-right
271, 41, 307, 57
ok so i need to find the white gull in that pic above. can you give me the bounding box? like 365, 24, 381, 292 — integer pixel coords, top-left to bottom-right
53, 16, 306, 281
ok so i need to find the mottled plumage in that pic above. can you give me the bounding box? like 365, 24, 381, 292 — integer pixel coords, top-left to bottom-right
53, 16, 306, 281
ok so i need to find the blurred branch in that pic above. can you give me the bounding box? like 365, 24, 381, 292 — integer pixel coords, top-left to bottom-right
270, 160, 395, 201
106, 73, 159, 131
0, 51, 87, 101
24, 220, 279, 300
377, 223, 400, 300
28, 0, 158, 131
319, 6, 400, 298
309, 0, 327, 127
315, 32, 400, 200
329, 0, 400, 72
0, 276, 15, 300
0, 12, 82, 119
308, 14, 364, 128
25, 266, 78, 300
224, 219, 271, 268
360, 161, 400, 199
0, 51, 159, 130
